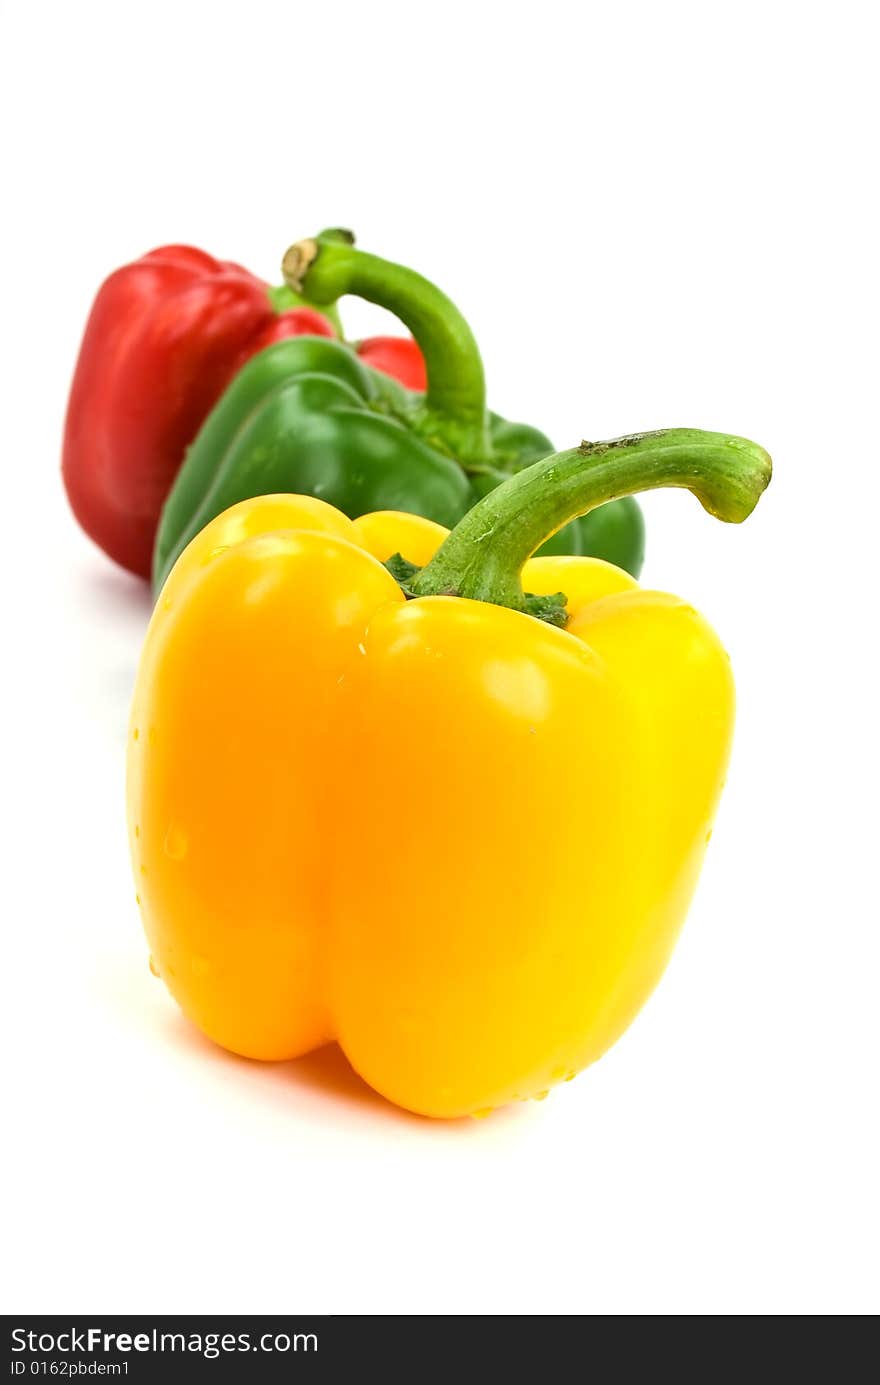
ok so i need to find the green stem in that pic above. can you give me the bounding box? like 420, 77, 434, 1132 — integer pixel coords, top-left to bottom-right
408, 429, 771, 616
282, 230, 490, 462
266, 283, 301, 313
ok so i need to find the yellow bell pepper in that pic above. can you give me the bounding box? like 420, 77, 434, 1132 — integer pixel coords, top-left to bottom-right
128, 429, 770, 1118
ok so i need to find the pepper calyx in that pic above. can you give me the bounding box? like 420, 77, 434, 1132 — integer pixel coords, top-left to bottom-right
384, 552, 422, 591
384, 552, 570, 629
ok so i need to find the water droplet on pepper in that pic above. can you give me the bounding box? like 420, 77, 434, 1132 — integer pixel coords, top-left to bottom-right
163, 822, 188, 860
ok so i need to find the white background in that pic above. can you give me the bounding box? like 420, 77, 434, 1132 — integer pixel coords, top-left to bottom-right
2, 0, 877, 1316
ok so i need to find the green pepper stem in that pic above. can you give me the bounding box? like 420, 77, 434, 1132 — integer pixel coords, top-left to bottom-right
408, 429, 772, 611
282, 230, 491, 462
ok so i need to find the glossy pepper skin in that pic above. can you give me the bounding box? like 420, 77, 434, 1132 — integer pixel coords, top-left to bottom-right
129, 427, 771, 1119
62, 244, 336, 578
152, 231, 645, 591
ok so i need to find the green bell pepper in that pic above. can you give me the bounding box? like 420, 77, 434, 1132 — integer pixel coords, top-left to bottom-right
153, 231, 645, 592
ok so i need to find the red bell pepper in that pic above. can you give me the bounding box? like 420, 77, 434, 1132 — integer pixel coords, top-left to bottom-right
355, 335, 427, 391
62, 245, 335, 578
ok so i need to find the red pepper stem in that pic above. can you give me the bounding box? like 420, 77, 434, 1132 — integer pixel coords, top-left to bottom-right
408, 430, 772, 612
282, 231, 491, 463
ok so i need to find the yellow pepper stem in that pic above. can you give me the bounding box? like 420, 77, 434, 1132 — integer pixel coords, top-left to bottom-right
408, 429, 772, 617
